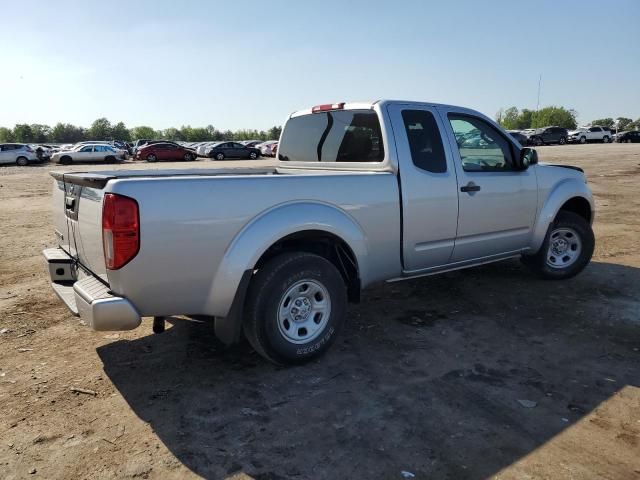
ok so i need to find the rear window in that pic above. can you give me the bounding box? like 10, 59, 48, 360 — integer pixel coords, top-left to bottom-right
278, 110, 384, 162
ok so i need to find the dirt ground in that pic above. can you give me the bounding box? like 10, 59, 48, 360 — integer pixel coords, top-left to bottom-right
1, 145, 639, 480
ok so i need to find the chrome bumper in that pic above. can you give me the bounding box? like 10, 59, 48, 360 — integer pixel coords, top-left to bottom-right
43, 248, 141, 331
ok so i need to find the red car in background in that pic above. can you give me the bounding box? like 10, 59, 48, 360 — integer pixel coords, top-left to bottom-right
136, 142, 197, 162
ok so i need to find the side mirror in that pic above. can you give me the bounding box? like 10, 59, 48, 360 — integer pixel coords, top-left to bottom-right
519, 147, 538, 170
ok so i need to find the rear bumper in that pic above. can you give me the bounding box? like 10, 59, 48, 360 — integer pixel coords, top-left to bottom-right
43, 248, 141, 331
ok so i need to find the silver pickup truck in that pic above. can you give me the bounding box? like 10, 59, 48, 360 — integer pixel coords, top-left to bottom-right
44, 100, 595, 364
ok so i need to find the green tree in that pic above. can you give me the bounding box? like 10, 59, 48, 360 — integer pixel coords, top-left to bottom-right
531, 106, 577, 130
616, 117, 633, 131
267, 126, 282, 140
130, 126, 156, 140
0, 127, 15, 142
111, 122, 131, 141
13, 124, 35, 143
591, 117, 615, 129
498, 107, 520, 129
51, 123, 85, 143
87, 118, 112, 140
30, 124, 51, 143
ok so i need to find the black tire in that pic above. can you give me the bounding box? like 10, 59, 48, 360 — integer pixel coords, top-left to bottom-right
558, 136, 566, 145
533, 137, 543, 146
243, 252, 347, 365
522, 211, 594, 280
60, 156, 72, 165
579, 136, 586, 144
104, 155, 116, 164
184, 153, 194, 161
249, 151, 258, 160
16, 156, 29, 166
215, 153, 225, 161
146, 154, 157, 163
602, 136, 610, 143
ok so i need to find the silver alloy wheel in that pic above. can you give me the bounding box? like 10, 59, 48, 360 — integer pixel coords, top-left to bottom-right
249, 152, 257, 159
216, 153, 224, 160
546, 227, 582, 268
16, 157, 28, 166
603, 136, 609, 143
277, 279, 331, 344
580, 136, 586, 144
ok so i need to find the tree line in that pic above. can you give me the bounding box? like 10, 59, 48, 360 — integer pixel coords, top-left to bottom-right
0, 118, 283, 144
496, 106, 640, 131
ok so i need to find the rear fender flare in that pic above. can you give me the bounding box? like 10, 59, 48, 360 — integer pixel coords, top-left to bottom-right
205, 202, 368, 318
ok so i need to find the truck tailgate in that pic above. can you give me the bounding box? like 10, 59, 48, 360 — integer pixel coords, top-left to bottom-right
51, 172, 108, 282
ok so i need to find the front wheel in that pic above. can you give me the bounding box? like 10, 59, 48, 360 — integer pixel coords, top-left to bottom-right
215, 153, 225, 161
558, 136, 566, 145
243, 252, 347, 365
522, 211, 594, 280
146, 154, 157, 162
533, 137, 543, 146
16, 156, 29, 166
579, 136, 586, 144
602, 136, 610, 143
249, 151, 258, 160
184, 153, 194, 161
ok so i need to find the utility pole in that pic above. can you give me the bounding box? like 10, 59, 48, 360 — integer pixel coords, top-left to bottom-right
536, 74, 542, 112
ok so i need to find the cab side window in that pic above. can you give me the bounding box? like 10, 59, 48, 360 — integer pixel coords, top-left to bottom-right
448, 114, 514, 172
401, 110, 447, 173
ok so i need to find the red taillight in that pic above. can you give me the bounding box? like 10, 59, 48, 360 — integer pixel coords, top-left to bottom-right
312, 102, 345, 113
102, 193, 139, 270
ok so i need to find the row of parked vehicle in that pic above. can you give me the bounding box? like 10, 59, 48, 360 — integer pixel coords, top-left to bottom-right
0, 138, 280, 166
506, 126, 639, 146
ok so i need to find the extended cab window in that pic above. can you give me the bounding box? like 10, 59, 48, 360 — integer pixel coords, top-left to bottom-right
448, 114, 514, 172
401, 109, 446, 173
278, 110, 384, 162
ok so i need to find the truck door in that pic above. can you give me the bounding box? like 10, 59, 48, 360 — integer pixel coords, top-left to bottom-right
387, 103, 459, 272
439, 107, 538, 262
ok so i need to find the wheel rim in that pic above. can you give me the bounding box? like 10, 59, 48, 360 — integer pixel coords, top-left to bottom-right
250, 152, 257, 159
17, 158, 27, 166
546, 227, 582, 269
277, 279, 331, 344
559, 137, 565, 145
580, 137, 586, 144
603, 137, 609, 143
148, 155, 156, 162
184, 154, 191, 160
216, 154, 223, 160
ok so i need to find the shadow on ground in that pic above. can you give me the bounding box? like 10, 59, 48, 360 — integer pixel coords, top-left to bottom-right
98, 260, 640, 479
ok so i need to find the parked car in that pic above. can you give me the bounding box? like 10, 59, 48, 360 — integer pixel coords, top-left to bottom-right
44, 100, 595, 365
51, 144, 126, 164
615, 130, 640, 143
207, 142, 260, 160
258, 140, 279, 156
567, 126, 613, 144
241, 140, 264, 148
0, 143, 40, 166
507, 130, 529, 146
526, 127, 568, 146
136, 142, 197, 162
196, 142, 220, 157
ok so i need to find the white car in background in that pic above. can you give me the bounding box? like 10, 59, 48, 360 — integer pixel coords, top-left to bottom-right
51, 144, 126, 165
0, 143, 40, 166
196, 142, 220, 157
567, 126, 612, 144
258, 140, 278, 157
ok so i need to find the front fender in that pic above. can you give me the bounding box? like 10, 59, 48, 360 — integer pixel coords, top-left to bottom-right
205, 201, 369, 318
530, 178, 594, 253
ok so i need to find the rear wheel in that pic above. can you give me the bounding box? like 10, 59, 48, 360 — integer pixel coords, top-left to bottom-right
104, 155, 116, 164
249, 151, 258, 160
215, 153, 225, 161
243, 252, 347, 364
602, 136, 610, 143
184, 152, 194, 161
60, 156, 72, 165
146, 154, 157, 162
558, 136, 566, 145
16, 156, 28, 166
579, 136, 586, 144
522, 211, 594, 280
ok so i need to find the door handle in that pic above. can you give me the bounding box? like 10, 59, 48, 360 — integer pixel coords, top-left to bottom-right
460, 182, 481, 193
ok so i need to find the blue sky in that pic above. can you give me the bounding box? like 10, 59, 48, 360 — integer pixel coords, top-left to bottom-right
1, 0, 638, 130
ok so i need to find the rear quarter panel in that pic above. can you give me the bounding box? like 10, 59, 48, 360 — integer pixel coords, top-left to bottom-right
105, 172, 401, 317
